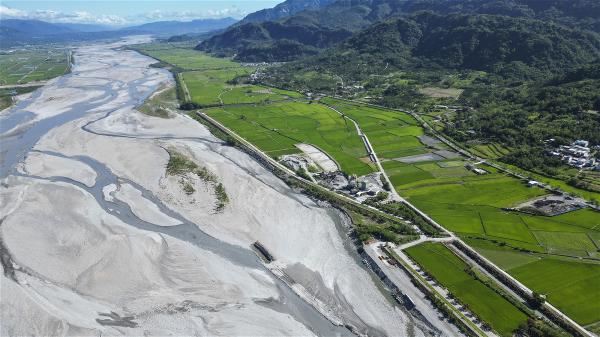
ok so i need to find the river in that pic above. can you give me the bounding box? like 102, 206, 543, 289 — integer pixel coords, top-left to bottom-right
0, 37, 430, 337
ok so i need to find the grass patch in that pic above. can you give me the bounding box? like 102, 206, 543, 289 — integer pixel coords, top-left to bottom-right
166, 149, 229, 212
138, 87, 178, 118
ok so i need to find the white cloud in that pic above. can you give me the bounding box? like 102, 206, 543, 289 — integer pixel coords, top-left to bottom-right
0, 5, 127, 26
0, 5, 27, 18
0, 4, 246, 26
137, 7, 246, 22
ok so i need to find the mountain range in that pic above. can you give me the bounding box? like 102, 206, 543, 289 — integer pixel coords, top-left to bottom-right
0, 18, 237, 48
197, 0, 600, 62
239, 0, 336, 24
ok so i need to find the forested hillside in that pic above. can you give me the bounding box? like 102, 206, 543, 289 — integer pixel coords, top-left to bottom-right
240, 0, 336, 24
196, 21, 352, 61
197, 0, 600, 62
272, 12, 600, 83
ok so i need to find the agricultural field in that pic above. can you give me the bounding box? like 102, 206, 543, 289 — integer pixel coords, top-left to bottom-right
220, 85, 303, 105
0, 47, 70, 110
182, 69, 251, 106
145, 45, 599, 328
205, 101, 375, 175
469, 143, 511, 159
183, 69, 299, 106
467, 238, 600, 325
133, 43, 302, 107
322, 98, 432, 160
322, 98, 600, 326
132, 43, 240, 71
405, 242, 529, 336
418, 86, 463, 99
0, 48, 69, 85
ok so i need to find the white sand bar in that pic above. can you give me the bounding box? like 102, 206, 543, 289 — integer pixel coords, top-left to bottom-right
20, 151, 97, 187
114, 182, 181, 226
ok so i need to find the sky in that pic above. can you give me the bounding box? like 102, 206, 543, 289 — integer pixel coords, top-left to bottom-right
0, 1, 280, 26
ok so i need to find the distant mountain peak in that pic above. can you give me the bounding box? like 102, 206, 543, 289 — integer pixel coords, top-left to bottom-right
240, 0, 336, 24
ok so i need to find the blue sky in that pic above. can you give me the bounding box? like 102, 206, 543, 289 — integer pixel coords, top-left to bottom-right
0, 1, 280, 26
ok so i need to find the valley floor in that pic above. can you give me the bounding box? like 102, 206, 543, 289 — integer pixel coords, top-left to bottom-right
0, 37, 432, 337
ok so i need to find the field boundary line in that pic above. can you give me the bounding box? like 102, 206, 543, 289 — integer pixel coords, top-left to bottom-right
311, 95, 594, 336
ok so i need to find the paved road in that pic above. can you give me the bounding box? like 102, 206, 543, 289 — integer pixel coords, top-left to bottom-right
364, 243, 465, 337
396, 235, 453, 250
324, 103, 402, 202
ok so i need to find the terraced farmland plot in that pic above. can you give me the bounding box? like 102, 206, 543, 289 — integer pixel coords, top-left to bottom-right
405, 243, 528, 336
470, 143, 511, 159
205, 101, 375, 175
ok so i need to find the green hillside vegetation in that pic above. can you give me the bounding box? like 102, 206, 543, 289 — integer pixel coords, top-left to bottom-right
273, 12, 600, 83
447, 64, 600, 182
405, 242, 529, 336
198, 0, 600, 62
197, 21, 352, 61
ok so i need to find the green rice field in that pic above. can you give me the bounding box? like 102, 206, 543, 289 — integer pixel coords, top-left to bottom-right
324, 98, 600, 326
182, 69, 251, 106
220, 85, 303, 105
322, 98, 431, 159
205, 101, 375, 175
133, 43, 303, 107
467, 239, 600, 325
405, 243, 529, 336
133, 43, 240, 71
